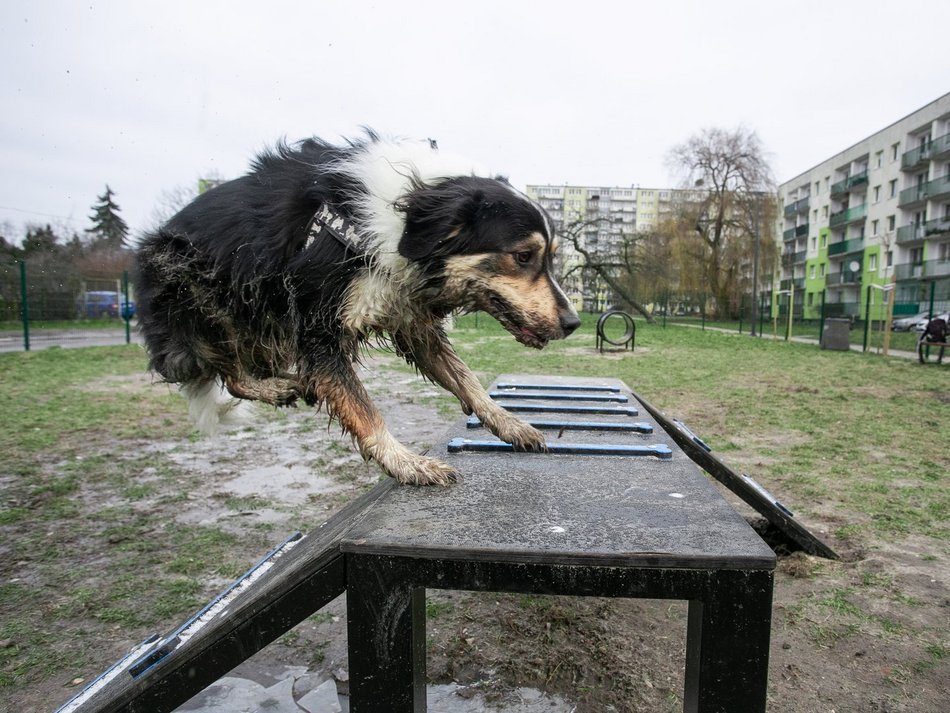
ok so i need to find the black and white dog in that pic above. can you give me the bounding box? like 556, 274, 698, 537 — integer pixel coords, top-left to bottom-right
135, 132, 580, 485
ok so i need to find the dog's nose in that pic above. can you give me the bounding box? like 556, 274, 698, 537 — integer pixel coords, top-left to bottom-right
560, 311, 581, 336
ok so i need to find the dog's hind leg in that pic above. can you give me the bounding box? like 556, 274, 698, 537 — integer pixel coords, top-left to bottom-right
392, 325, 547, 452
302, 357, 460, 486
223, 374, 301, 407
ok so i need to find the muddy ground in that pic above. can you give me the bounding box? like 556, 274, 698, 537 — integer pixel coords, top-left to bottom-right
4, 354, 948, 712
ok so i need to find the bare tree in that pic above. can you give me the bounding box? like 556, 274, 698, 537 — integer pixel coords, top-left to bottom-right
666, 127, 777, 319
561, 217, 657, 322
148, 171, 225, 230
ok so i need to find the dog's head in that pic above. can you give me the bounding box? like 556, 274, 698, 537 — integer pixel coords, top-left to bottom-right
397, 176, 580, 348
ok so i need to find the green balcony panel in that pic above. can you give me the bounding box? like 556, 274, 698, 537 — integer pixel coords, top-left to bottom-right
898, 174, 950, 207
831, 171, 869, 195
827, 237, 864, 256
829, 204, 867, 228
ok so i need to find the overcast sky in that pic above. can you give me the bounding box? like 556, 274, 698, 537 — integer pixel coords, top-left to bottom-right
2, 0, 949, 241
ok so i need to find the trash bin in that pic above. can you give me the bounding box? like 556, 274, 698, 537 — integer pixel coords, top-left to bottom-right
821, 318, 851, 351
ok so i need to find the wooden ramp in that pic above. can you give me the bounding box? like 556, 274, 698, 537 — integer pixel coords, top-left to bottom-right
56, 483, 393, 713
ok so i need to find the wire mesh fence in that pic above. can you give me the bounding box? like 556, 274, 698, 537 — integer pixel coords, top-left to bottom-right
1, 261, 138, 352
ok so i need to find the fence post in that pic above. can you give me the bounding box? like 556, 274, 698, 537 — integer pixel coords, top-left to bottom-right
19, 260, 30, 352
786, 290, 794, 341
122, 270, 131, 345
862, 286, 872, 353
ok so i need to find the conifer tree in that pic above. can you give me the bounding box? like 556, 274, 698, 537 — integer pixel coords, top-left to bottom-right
86, 185, 129, 250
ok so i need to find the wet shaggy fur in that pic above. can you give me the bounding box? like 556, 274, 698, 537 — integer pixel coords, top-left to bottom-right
134, 133, 580, 485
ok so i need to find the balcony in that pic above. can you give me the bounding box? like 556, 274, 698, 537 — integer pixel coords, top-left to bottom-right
829, 203, 867, 228
894, 262, 925, 280
827, 237, 864, 256
830, 171, 869, 196
894, 259, 950, 280
783, 197, 809, 218
896, 217, 950, 244
783, 223, 809, 241
901, 133, 950, 170
781, 250, 807, 267
898, 174, 950, 207
780, 278, 806, 291
826, 270, 862, 286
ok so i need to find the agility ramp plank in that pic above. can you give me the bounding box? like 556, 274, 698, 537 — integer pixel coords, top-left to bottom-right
56, 481, 394, 713
628, 387, 838, 560
488, 374, 837, 560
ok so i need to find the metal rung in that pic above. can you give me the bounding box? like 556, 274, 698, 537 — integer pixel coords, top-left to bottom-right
496, 382, 622, 393
501, 403, 639, 416
672, 419, 712, 452
490, 391, 628, 403
467, 416, 653, 433
447, 438, 672, 459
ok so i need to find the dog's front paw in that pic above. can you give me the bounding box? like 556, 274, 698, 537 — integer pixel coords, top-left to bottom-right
388, 453, 462, 487
489, 414, 547, 452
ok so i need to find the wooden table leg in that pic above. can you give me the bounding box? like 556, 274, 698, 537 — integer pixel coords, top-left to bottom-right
347, 554, 426, 713
684, 570, 774, 713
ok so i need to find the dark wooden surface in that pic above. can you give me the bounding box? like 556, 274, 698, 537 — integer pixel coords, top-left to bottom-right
343, 374, 776, 571
63, 372, 787, 713
628, 386, 838, 559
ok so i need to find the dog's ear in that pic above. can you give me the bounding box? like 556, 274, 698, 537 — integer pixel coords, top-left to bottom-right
397, 179, 487, 262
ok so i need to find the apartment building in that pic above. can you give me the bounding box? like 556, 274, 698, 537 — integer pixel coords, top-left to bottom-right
777, 92, 950, 322
526, 184, 681, 311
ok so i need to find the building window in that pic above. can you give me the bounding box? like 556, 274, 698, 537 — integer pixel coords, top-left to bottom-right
875, 151, 883, 168
887, 215, 896, 231
811, 236, 817, 251
813, 209, 818, 222
810, 264, 816, 279
820, 263, 826, 277
822, 206, 829, 219
889, 179, 897, 198
820, 233, 827, 248
891, 142, 900, 161
807, 292, 814, 306
871, 219, 879, 235
869, 254, 877, 272
886, 250, 893, 268
873, 186, 881, 203
814, 181, 820, 194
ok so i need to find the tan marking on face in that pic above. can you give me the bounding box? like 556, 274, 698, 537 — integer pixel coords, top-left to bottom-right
489, 274, 562, 328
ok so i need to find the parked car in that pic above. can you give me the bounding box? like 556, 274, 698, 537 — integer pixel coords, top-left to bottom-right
892, 311, 931, 331
82, 291, 136, 319
914, 311, 950, 332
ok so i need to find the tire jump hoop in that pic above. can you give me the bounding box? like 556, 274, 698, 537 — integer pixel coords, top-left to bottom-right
596, 310, 636, 353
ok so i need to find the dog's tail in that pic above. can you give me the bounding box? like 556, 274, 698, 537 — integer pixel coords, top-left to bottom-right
181, 379, 255, 435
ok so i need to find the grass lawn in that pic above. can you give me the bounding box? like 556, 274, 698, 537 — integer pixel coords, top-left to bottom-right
1, 316, 947, 711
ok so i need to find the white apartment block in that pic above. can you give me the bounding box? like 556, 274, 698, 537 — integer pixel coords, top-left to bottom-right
777, 92, 950, 321
526, 184, 681, 311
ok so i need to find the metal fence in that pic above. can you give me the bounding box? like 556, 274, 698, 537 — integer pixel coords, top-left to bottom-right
0, 261, 137, 352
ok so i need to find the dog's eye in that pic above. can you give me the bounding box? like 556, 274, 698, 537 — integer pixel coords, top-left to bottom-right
514, 251, 533, 265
